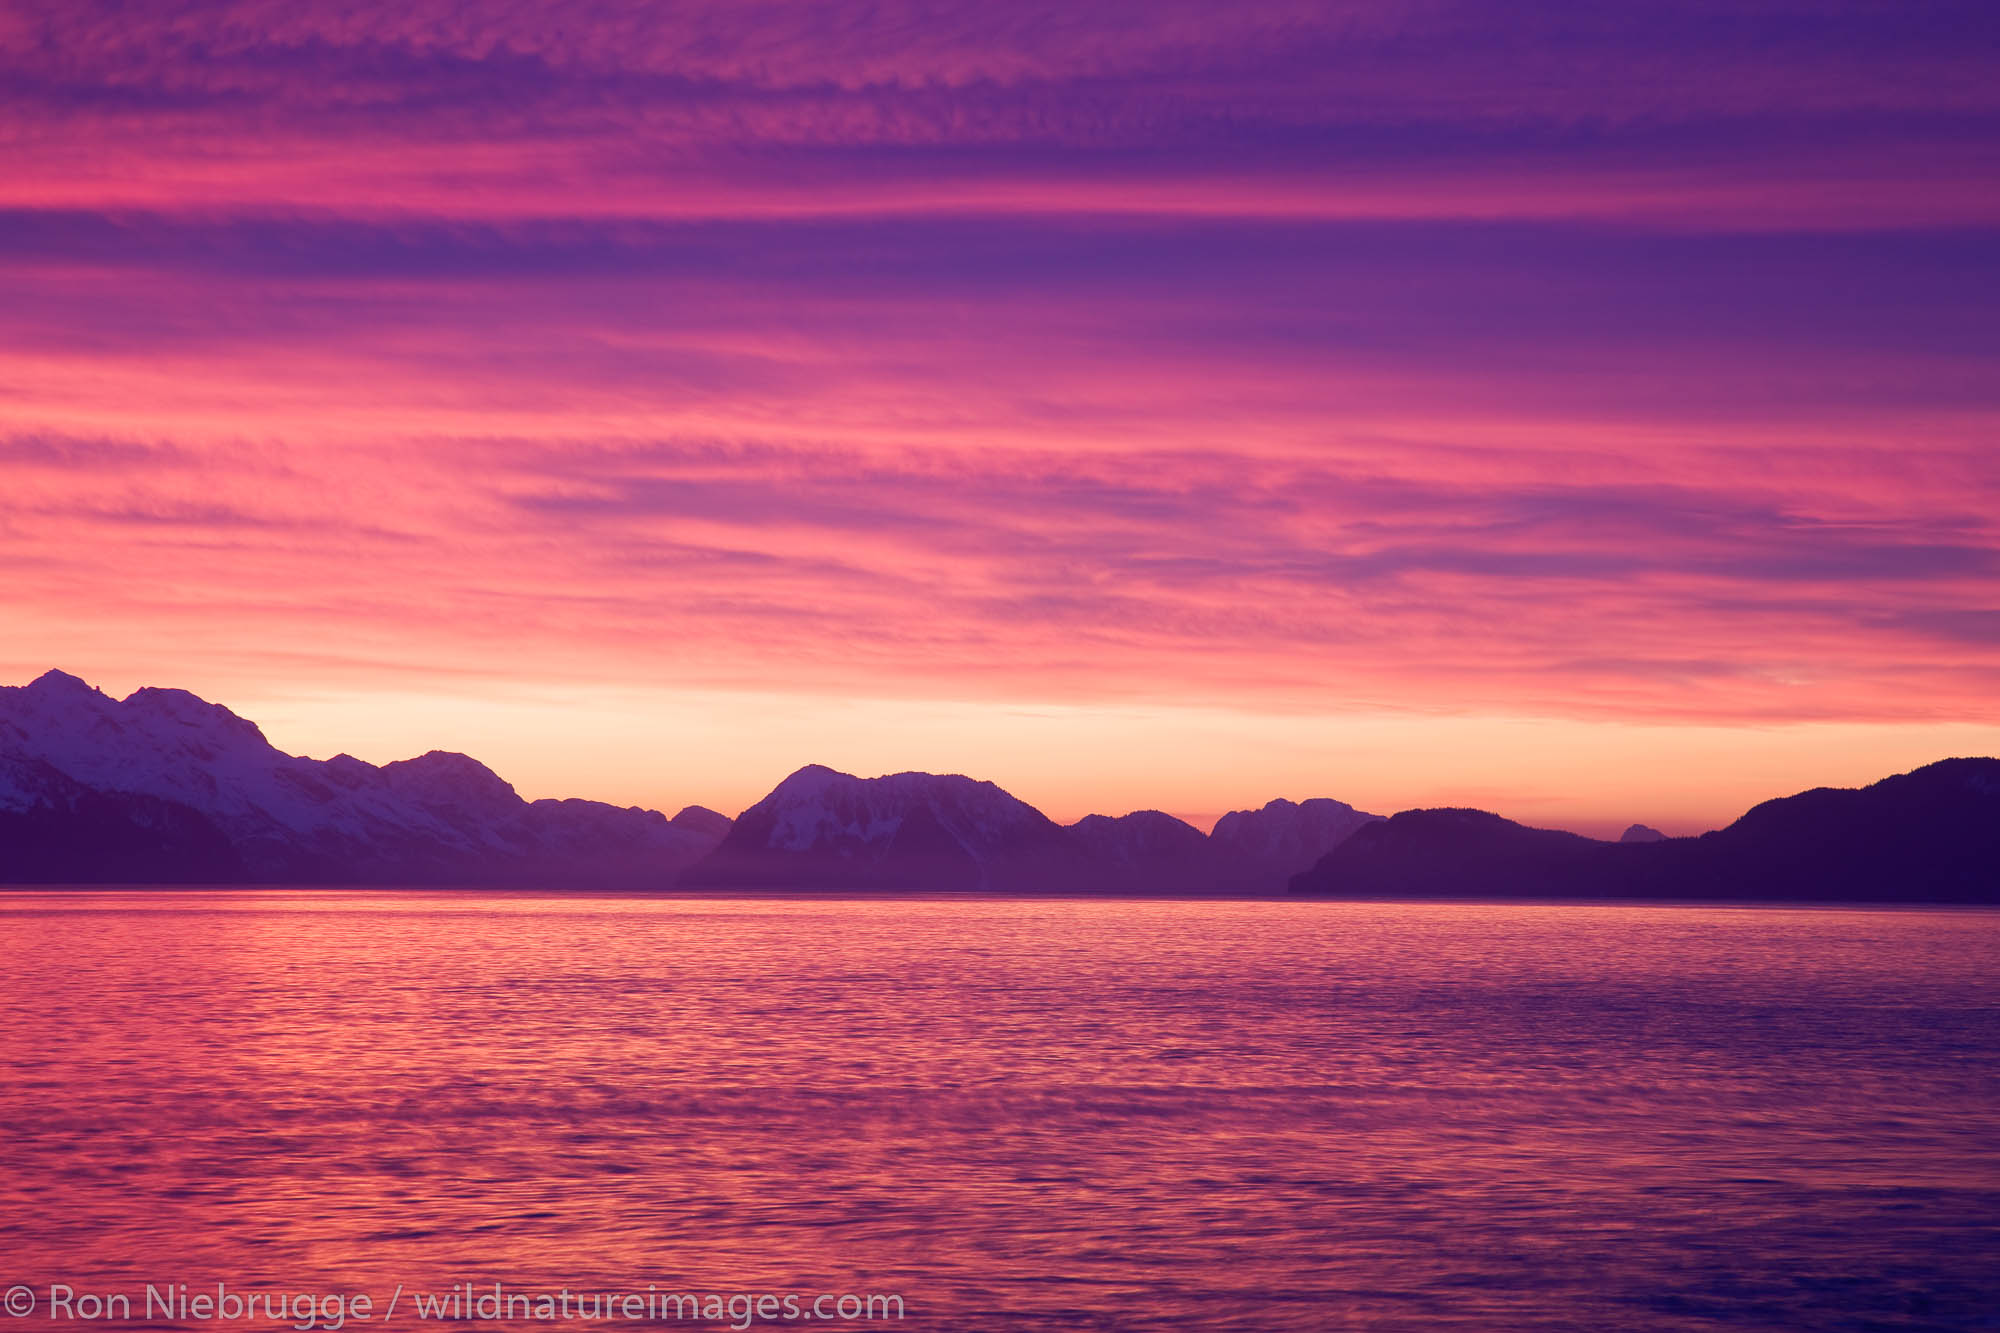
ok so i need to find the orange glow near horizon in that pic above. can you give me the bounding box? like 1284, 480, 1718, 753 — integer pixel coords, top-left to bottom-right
11, 671, 1999, 843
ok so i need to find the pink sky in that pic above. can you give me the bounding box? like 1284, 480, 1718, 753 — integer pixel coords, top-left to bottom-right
3, 0, 1997, 835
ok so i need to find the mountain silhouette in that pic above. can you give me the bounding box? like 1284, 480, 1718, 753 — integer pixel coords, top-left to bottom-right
1289, 759, 2000, 903
684, 764, 1103, 891
10, 670, 1989, 901
681, 765, 1383, 893
0, 670, 728, 886
1208, 797, 1383, 892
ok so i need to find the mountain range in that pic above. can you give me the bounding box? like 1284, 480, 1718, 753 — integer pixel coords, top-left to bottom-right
0, 672, 1379, 891
1289, 758, 2000, 903
680, 765, 1378, 893
0, 670, 728, 886
5, 671, 1994, 900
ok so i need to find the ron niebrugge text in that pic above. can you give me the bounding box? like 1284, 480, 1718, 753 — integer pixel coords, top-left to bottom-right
5, 1282, 906, 1328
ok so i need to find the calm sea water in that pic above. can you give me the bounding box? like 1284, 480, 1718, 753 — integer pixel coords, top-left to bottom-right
1, 893, 1996, 1332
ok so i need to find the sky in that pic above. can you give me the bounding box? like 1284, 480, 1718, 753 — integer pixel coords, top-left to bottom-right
3, 0, 1998, 836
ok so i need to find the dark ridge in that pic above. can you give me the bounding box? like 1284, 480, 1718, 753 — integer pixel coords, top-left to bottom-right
1291, 758, 2000, 903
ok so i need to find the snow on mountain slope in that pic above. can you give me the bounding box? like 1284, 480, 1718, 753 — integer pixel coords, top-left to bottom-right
757, 765, 1051, 855
3, 670, 1385, 893
685, 764, 1094, 891
0, 748, 244, 883
689, 767, 1387, 894
0, 670, 727, 885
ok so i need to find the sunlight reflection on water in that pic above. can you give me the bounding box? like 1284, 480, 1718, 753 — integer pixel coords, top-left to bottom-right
1, 893, 1997, 1330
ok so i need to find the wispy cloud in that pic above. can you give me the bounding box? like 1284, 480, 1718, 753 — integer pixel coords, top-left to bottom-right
2, 0, 1995, 821
5, 2, 1998, 224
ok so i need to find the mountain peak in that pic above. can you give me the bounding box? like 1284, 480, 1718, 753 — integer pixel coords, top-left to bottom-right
1294, 759, 2000, 901
1067, 810, 1215, 885
379, 750, 520, 810
124, 685, 272, 748
1, 671, 733, 888
686, 764, 1067, 890
1620, 823, 1668, 843
1207, 793, 1382, 892
770, 763, 849, 796
1902, 756, 2000, 797
395, 748, 506, 779
671, 804, 733, 838
26, 668, 101, 698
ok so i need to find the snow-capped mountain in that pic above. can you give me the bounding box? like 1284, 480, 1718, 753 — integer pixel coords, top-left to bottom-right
1207, 797, 1383, 892
684, 764, 1096, 891
0, 670, 727, 885
2, 671, 1389, 892
684, 765, 1386, 893
0, 749, 243, 883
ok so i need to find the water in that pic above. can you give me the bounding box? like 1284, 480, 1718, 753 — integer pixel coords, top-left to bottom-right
1, 892, 1997, 1331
